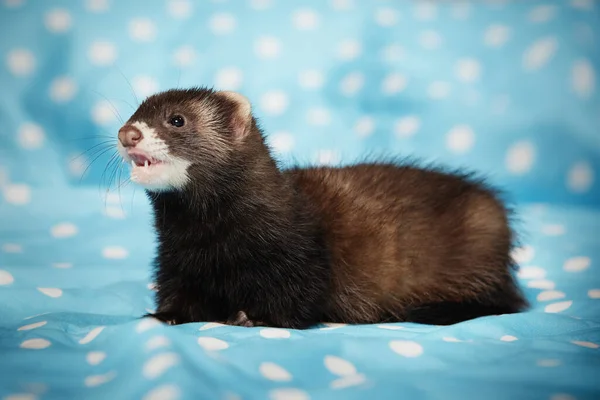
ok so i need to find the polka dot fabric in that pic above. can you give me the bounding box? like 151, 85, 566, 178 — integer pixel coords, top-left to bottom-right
0, 1, 599, 400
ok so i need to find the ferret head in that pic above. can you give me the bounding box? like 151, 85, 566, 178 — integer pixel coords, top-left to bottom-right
116, 87, 253, 192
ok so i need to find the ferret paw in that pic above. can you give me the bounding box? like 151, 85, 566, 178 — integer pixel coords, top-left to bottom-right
226, 311, 264, 327
144, 311, 181, 326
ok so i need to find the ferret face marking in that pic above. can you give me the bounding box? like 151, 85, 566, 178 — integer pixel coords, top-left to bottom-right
116, 88, 251, 192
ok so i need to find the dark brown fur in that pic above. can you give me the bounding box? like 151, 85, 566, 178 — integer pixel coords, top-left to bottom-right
119, 87, 528, 328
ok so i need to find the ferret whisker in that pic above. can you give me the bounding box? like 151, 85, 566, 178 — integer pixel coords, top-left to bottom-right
91, 90, 125, 124
79, 147, 115, 183
115, 65, 140, 106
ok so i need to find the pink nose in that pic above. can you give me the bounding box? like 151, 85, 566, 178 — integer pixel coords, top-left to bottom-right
118, 125, 143, 147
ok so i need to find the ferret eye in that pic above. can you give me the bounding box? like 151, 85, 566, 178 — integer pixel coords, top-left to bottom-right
169, 115, 185, 127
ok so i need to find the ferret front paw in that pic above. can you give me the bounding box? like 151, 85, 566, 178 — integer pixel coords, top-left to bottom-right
226, 311, 264, 327
144, 311, 181, 325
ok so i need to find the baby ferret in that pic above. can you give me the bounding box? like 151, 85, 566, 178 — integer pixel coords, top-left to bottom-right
116, 87, 528, 328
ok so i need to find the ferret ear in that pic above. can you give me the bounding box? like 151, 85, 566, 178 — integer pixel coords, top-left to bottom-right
217, 91, 252, 141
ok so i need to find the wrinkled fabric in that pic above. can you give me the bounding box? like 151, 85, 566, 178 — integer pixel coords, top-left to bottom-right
0, 1, 599, 400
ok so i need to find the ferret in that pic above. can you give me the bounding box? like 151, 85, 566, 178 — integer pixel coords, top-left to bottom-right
115, 87, 528, 328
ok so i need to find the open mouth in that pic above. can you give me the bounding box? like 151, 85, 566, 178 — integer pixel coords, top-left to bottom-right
127, 150, 163, 168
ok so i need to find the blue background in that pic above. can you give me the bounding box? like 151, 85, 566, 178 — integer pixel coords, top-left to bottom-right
0, 1, 599, 400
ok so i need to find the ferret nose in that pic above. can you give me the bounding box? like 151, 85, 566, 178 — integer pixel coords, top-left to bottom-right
118, 125, 143, 147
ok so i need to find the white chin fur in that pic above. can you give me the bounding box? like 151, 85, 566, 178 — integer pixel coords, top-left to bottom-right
117, 121, 192, 192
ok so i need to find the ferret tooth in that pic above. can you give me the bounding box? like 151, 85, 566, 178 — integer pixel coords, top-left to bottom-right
144, 160, 148, 168
131, 160, 135, 168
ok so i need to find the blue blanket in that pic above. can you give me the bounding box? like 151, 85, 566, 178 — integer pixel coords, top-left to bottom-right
1, 1, 599, 399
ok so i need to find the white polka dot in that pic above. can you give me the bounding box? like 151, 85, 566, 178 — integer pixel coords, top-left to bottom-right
354, 116, 375, 137
571, 59, 595, 98
484, 24, 510, 47
86, 0, 109, 12
374, 7, 398, 27
167, 0, 191, 18
550, 394, 576, 400
427, 81, 451, 99
172, 45, 196, 67
86, 351, 106, 365
330, 0, 353, 11
442, 337, 461, 342
541, 224, 565, 236
572, 340, 599, 349
0, 270, 14, 285
88, 41, 117, 66
381, 73, 407, 95
68, 155, 87, 178
0, 166, 8, 186
527, 280, 555, 290
6, 48, 35, 76
20, 338, 51, 349
92, 100, 118, 125
260, 91, 289, 115
44, 9, 72, 33
506, 141, 535, 174
571, 0, 593, 10
79, 326, 105, 344
259, 362, 292, 381
146, 335, 171, 350
132, 75, 159, 98
339, 72, 364, 96
337, 39, 361, 60
315, 150, 341, 166
377, 324, 404, 330
523, 37, 558, 71
136, 318, 161, 333
529, 5, 556, 23
500, 335, 518, 342
324, 355, 357, 376
270, 132, 295, 154
269, 388, 309, 400
518, 266, 546, 280
84, 371, 116, 387
563, 256, 591, 272
292, 8, 319, 30
537, 359, 560, 367
209, 13, 236, 35
389, 340, 423, 357
419, 30, 442, 49
129, 18, 156, 42
567, 161, 594, 193
380, 44, 404, 63
260, 328, 291, 339
18, 321, 47, 331
3, 184, 31, 205
330, 373, 367, 389
394, 116, 420, 138
37, 288, 63, 298
215, 67, 243, 91
199, 322, 225, 331
537, 290, 566, 302
446, 125, 475, 153
49, 76, 78, 103
307, 108, 331, 126
588, 289, 600, 299
455, 58, 481, 82
320, 323, 347, 330
250, 0, 272, 10
545, 301, 573, 313
3, 0, 25, 7
3, 394, 36, 400
17, 123, 45, 150
143, 384, 181, 400
51, 222, 78, 238
298, 69, 324, 89
255, 37, 281, 59
197, 336, 229, 350
103, 206, 126, 219
102, 246, 129, 259
143, 352, 180, 379
512, 245, 535, 264
2, 243, 22, 253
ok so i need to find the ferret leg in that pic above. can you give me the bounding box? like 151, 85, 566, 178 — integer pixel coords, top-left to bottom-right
226, 311, 265, 327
